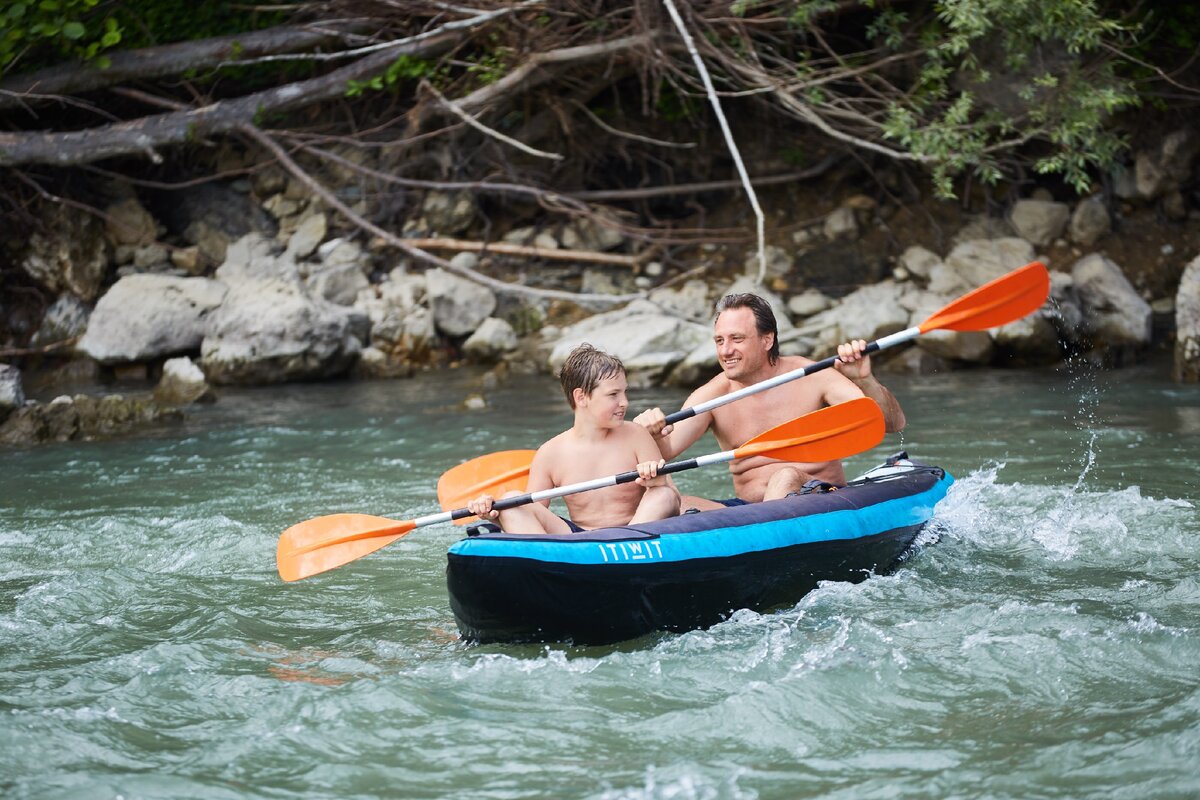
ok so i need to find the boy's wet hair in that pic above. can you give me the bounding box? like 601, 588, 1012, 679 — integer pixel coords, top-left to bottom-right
714, 293, 780, 365
559, 343, 625, 408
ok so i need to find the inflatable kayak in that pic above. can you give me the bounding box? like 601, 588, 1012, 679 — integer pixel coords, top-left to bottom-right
446, 454, 953, 645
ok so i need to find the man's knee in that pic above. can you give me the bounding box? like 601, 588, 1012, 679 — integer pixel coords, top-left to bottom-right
764, 467, 805, 501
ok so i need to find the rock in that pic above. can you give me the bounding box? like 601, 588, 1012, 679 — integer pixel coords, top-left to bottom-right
548, 299, 710, 384
307, 262, 369, 306
990, 311, 1063, 364
823, 206, 859, 241
1071, 254, 1152, 349
580, 270, 634, 296
666, 338, 719, 386
285, 212, 328, 260
132, 243, 170, 270
0, 364, 24, 422
649, 280, 712, 322
79, 274, 228, 364
43, 395, 80, 441
898, 246, 941, 281
167, 181, 278, 269
170, 246, 204, 276
426, 265, 497, 337
744, 244, 793, 280
1174, 254, 1200, 383
790, 281, 915, 359
932, 238, 1038, 295
372, 307, 434, 349
264, 193, 301, 220
215, 233, 298, 285
318, 238, 366, 269
463, 318, 519, 362
1135, 129, 1200, 200
786, 288, 833, 319
104, 197, 158, 247
560, 213, 626, 252
200, 279, 361, 384
462, 393, 487, 410
1008, 199, 1070, 247
31, 294, 90, 347
154, 357, 212, 406
22, 207, 110, 302
422, 191, 476, 235
1069, 197, 1111, 246
910, 294, 994, 363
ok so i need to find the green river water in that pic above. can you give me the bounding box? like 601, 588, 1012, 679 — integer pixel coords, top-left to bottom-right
1, 357, 1198, 799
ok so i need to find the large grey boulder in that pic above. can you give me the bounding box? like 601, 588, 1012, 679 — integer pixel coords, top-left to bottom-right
0, 365, 24, 422
426, 264, 496, 337
1071, 254, 1152, 348
1008, 199, 1070, 247
31, 294, 90, 346
79, 274, 227, 364
932, 238, 1038, 295
200, 279, 360, 384
463, 317, 519, 362
548, 299, 710, 384
789, 281, 916, 359
1134, 129, 1200, 200
22, 208, 109, 302
1174, 254, 1200, 383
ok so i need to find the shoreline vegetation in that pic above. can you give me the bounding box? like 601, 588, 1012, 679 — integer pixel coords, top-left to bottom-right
2, 2, 1199, 447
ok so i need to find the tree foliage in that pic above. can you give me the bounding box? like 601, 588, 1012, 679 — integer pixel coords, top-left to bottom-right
0, 0, 1197, 237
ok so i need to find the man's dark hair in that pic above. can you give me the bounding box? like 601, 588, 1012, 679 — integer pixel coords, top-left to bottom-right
714, 293, 780, 365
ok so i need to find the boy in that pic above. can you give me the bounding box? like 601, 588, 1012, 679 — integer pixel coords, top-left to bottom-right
467, 344, 680, 533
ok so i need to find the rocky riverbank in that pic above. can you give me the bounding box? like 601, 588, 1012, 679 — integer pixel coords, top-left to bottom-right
2, 128, 1198, 448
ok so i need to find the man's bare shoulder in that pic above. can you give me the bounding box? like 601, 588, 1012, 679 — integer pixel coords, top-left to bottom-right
776, 354, 815, 371
690, 372, 733, 402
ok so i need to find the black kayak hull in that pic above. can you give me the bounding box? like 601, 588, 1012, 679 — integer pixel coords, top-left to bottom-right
446, 459, 953, 645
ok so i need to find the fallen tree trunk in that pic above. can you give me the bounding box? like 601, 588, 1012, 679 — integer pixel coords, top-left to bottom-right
0, 21, 374, 111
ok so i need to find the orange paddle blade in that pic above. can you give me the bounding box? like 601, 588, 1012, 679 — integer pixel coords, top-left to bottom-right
734, 397, 885, 462
437, 449, 535, 525
919, 261, 1050, 333
277, 513, 417, 582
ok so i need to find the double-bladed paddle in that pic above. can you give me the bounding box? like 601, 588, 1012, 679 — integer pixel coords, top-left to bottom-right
277, 397, 885, 582
436, 260, 1052, 509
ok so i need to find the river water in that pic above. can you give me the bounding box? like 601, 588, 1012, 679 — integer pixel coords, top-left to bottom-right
2, 357, 1198, 799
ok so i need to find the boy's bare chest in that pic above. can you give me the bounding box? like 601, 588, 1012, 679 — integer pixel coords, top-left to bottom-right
552, 440, 639, 484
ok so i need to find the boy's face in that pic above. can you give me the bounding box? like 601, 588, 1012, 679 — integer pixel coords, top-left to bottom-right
575, 372, 629, 426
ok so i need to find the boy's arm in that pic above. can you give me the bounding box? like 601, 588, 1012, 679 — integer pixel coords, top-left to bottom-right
629, 424, 679, 492
526, 440, 558, 506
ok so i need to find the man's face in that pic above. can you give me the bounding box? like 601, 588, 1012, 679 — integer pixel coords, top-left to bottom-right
713, 307, 772, 380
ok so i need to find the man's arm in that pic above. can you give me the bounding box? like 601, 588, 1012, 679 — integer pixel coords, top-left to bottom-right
830, 339, 906, 432
633, 385, 717, 459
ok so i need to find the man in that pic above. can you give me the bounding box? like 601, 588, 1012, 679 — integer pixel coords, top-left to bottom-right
634, 292, 905, 509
